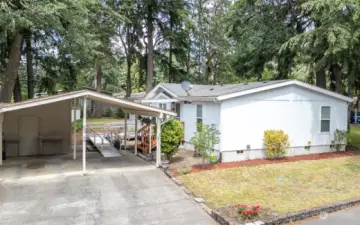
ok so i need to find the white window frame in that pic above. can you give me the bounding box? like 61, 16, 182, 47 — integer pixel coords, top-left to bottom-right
159, 103, 167, 110
196, 104, 203, 131
320, 106, 331, 133
159, 103, 167, 119
175, 103, 181, 120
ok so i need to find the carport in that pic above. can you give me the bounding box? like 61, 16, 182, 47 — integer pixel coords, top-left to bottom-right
0, 90, 176, 174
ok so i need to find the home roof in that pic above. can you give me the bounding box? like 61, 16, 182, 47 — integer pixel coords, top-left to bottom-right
145, 80, 353, 103
0, 90, 176, 118
159, 80, 286, 98
126, 92, 146, 101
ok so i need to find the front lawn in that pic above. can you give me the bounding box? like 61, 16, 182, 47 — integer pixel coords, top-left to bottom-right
349, 125, 360, 148
179, 156, 360, 214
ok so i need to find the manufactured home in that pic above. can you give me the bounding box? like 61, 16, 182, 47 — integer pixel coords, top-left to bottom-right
138, 80, 353, 162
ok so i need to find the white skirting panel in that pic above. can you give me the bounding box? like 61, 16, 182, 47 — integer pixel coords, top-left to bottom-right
221, 145, 346, 163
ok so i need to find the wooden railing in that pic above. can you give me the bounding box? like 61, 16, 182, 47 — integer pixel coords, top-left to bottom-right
137, 124, 156, 153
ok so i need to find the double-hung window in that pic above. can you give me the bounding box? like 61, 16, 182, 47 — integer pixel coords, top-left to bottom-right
159, 103, 167, 119
320, 106, 331, 132
196, 105, 203, 131
175, 103, 181, 120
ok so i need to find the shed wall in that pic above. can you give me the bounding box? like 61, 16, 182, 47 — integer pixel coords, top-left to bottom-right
3, 100, 72, 156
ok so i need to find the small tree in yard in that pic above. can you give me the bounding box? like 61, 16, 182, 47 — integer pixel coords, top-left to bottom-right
160, 120, 184, 162
191, 123, 220, 166
331, 129, 348, 152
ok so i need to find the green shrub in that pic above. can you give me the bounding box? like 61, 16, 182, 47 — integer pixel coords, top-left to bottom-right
191, 124, 220, 166
115, 108, 125, 118
72, 119, 83, 132
104, 107, 113, 117
160, 120, 184, 161
331, 129, 348, 152
263, 129, 289, 159
208, 152, 218, 163
176, 167, 192, 175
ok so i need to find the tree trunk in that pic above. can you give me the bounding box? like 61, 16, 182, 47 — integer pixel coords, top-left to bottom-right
186, 37, 191, 80
94, 60, 102, 118
25, 31, 34, 99
348, 68, 355, 130
168, 9, 174, 83
126, 55, 132, 97
168, 41, 173, 83
315, 67, 326, 89
139, 55, 145, 89
125, 27, 132, 97
331, 64, 343, 94
13, 74, 22, 102
146, 1, 154, 93
0, 32, 23, 103
348, 65, 354, 98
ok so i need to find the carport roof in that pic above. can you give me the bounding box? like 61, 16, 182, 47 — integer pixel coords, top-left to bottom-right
0, 90, 176, 118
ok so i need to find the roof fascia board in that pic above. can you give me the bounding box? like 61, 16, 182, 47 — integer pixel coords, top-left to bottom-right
0, 91, 87, 113
141, 99, 179, 103
216, 80, 353, 102
1, 90, 177, 117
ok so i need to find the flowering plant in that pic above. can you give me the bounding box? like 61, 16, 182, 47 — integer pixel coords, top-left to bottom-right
236, 204, 260, 220
305, 140, 312, 150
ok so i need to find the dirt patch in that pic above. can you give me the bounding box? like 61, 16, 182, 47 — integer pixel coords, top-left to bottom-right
167, 149, 204, 170
172, 151, 360, 175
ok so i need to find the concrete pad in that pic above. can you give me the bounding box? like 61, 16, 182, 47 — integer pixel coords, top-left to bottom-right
0, 153, 217, 225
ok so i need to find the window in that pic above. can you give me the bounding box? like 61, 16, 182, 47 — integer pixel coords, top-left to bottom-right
321, 106, 331, 132
175, 103, 181, 119
159, 103, 167, 110
196, 105, 203, 131
159, 103, 167, 119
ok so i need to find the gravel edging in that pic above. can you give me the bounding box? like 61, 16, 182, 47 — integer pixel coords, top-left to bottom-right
162, 167, 360, 225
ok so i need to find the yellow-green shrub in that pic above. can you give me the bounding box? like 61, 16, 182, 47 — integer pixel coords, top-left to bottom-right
263, 129, 290, 159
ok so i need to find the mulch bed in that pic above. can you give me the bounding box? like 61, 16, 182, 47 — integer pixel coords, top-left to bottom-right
215, 205, 277, 224
171, 150, 360, 176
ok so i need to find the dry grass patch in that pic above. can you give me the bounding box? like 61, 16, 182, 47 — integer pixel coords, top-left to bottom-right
179, 156, 360, 214
87, 117, 122, 124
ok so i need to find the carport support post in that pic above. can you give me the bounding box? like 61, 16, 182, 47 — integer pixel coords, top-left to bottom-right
156, 117, 161, 168
149, 122, 152, 153
0, 113, 3, 166
134, 115, 138, 155
73, 98, 77, 160
82, 96, 87, 175
124, 112, 127, 150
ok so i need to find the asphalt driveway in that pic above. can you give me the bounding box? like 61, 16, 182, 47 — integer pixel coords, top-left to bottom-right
0, 153, 217, 225
300, 207, 360, 225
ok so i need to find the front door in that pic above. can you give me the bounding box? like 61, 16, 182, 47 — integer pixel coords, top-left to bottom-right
19, 116, 40, 156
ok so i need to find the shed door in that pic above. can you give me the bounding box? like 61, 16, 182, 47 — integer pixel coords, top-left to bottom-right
19, 116, 40, 156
